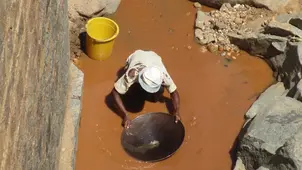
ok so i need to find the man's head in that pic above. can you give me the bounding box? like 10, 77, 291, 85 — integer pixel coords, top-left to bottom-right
138, 66, 163, 93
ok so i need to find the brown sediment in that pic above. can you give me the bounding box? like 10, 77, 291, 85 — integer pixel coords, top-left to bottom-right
75, 0, 274, 169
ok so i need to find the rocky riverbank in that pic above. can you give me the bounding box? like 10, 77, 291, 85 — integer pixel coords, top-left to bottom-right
193, 1, 302, 170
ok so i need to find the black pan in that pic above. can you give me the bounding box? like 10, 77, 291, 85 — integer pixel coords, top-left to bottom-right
121, 112, 185, 162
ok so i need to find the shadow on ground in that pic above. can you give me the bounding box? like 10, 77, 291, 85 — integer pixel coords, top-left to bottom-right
79, 32, 87, 55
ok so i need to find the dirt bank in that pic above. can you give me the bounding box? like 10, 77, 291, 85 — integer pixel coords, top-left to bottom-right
74, 0, 274, 169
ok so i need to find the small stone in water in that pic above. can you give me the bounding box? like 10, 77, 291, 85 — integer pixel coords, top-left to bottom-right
187, 45, 192, 50
232, 56, 237, 60
225, 46, 231, 52
200, 46, 207, 53
227, 52, 231, 56
194, 2, 202, 8
218, 45, 224, 51
221, 52, 226, 56
207, 44, 218, 53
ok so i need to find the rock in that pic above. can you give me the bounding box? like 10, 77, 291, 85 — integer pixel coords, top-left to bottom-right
243, 17, 269, 33
228, 32, 288, 57
101, 0, 121, 15
234, 157, 247, 170
265, 20, 302, 38
271, 41, 287, 53
193, 0, 301, 13
245, 82, 287, 119
194, 2, 202, 8
59, 63, 84, 170
252, 0, 289, 12
207, 43, 219, 52
234, 18, 243, 24
194, 2, 274, 55
0, 0, 72, 169
257, 167, 270, 170
289, 17, 302, 30
214, 21, 228, 30
68, 0, 121, 20
195, 10, 212, 29
237, 91, 302, 170
200, 46, 208, 53
275, 13, 302, 23
220, 3, 232, 12
277, 42, 302, 90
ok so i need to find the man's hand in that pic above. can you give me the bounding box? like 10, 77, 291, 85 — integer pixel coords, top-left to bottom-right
122, 116, 131, 129
174, 112, 181, 123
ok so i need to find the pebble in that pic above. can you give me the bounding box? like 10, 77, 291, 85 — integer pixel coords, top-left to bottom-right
240, 13, 247, 18
218, 45, 224, 51
227, 52, 231, 56
217, 36, 225, 42
234, 18, 243, 24
193, 2, 202, 8
232, 56, 237, 60
187, 45, 192, 50
225, 46, 231, 52
200, 46, 208, 53
221, 52, 226, 57
207, 44, 218, 53
186, 12, 191, 16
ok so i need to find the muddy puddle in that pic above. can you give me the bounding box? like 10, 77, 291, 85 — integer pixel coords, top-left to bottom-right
74, 0, 274, 169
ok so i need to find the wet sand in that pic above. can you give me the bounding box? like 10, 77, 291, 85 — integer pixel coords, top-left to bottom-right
75, 0, 274, 169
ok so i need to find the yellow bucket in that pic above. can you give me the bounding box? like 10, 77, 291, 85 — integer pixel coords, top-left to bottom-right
85, 17, 119, 61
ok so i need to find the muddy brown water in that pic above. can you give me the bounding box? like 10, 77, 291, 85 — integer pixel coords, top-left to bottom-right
74, 0, 274, 169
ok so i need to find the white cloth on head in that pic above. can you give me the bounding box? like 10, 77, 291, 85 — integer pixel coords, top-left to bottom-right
114, 50, 177, 94
138, 66, 163, 93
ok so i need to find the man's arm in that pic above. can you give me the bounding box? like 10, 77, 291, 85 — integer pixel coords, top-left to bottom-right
170, 90, 180, 115
112, 88, 127, 118
112, 88, 131, 128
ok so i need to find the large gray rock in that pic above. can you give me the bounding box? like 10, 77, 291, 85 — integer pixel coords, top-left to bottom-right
245, 82, 287, 119
58, 63, 84, 170
228, 32, 288, 57
228, 13, 302, 97
68, 0, 121, 20
194, 11, 216, 45
0, 0, 73, 169
274, 42, 302, 90
234, 82, 302, 170
193, 0, 301, 12
265, 20, 302, 38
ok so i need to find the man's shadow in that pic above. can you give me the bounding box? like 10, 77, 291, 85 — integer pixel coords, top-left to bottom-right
105, 67, 174, 121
